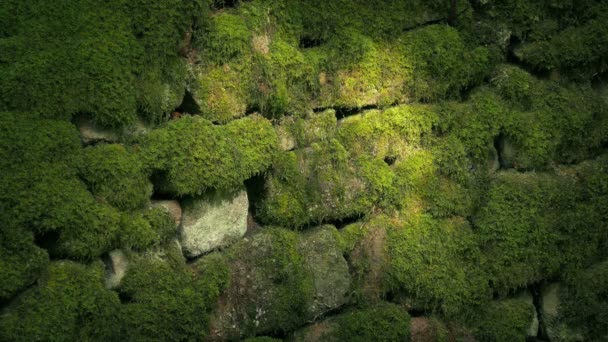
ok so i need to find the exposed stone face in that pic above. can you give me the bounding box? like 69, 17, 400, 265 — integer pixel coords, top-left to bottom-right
74, 115, 119, 144
179, 188, 249, 258
151, 200, 183, 228
541, 282, 583, 342
299, 225, 351, 317
104, 249, 128, 289
517, 290, 539, 338
206, 226, 351, 340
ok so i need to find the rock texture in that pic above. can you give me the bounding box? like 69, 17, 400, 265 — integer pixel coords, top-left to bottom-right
299, 225, 351, 317
151, 200, 183, 228
104, 249, 128, 289
179, 188, 248, 258
74, 115, 119, 144
541, 283, 583, 342
206, 225, 351, 340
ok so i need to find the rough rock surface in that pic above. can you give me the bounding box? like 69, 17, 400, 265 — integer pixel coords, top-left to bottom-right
206, 225, 350, 340
151, 200, 183, 228
541, 282, 583, 342
517, 290, 539, 338
104, 249, 128, 289
74, 115, 119, 144
298, 225, 351, 317
179, 188, 248, 258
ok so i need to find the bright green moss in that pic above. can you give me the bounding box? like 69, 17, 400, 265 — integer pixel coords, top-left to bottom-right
78, 144, 152, 211
0, 224, 48, 301
140, 115, 277, 195
390, 149, 474, 218
386, 213, 489, 316
258, 139, 370, 228
202, 11, 252, 64
119, 253, 229, 341
329, 303, 411, 342
252, 38, 319, 116
338, 105, 438, 158
0, 261, 121, 341
471, 298, 535, 342
194, 61, 252, 122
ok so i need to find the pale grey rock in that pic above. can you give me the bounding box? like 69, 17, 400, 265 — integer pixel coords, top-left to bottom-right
74, 115, 119, 144
541, 282, 584, 342
104, 249, 128, 289
151, 200, 182, 228
179, 188, 248, 258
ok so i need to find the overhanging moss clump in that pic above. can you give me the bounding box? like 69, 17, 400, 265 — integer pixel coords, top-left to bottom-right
78, 144, 152, 211
0, 224, 48, 302
140, 115, 278, 195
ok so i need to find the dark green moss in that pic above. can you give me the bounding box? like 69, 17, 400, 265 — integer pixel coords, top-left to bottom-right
119, 252, 229, 341
560, 260, 608, 341
329, 302, 411, 342
0, 261, 120, 341
0, 224, 48, 302
471, 298, 535, 342
78, 144, 152, 211
0, 0, 139, 127
472, 168, 605, 293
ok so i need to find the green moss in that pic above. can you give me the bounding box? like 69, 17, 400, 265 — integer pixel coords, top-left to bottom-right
329, 303, 411, 342
438, 89, 505, 164
337, 104, 438, 159
401, 25, 491, 101
252, 38, 319, 116
78, 144, 152, 211
474, 171, 575, 292
256, 228, 314, 332
140, 115, 277, 195
338, 222, 370, 255
241, 337, 282, 342
280, 109, 336, 148
0, 261, 120, 341
259, 139, 370, 228
471, 298, 535, 342
560, 260, 608, 341
386, 213, 489, 316
217, 227, 314, 336
119, 252, 229, 341
0, 224, 48, 301
0, 0, 140, 127
202, 11, 252, 64
193, 61, 252, 122
0, 112, 81, 169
